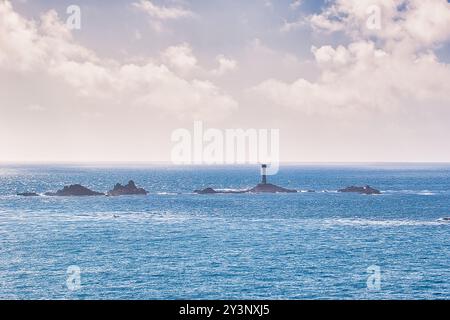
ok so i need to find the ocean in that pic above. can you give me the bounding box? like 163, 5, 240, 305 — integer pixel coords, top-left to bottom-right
0, 164, 449, 299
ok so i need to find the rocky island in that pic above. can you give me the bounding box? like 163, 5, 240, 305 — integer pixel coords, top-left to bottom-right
338, 185, 381, 195
107, 180, 148, 196
16, 180, 149, 197
195, 164, 298, 194
45, 184, 104, 196
248, 183, 297, 193
194, 187, 219, 194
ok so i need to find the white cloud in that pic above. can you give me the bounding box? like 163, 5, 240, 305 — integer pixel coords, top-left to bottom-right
211, 55, 238, 76
0, 3, 94, 72
132, 0, 193, 20
253, 0, 450, 117
309, 13, 344, 33
0, 1, 237, 120
290, 0, 303, 10
280, 0, 305, 32
309, 0, 450, 47
280, 19, 305, 32
253, 42, 450, 116
2, 0, 450, 162
162, 43, 198, 74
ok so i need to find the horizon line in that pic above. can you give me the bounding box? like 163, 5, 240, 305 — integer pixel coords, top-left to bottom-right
1, 161, 450, 166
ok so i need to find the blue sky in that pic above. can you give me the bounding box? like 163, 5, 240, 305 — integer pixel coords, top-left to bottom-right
2, 0, 450, 162
15, 0, 450, 62
14, 0, 332, 61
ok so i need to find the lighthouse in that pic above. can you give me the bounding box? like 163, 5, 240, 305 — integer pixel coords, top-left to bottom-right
261, 164, 267, 184
195, 164, 297, 194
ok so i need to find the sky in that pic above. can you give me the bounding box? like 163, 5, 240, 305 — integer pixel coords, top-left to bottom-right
1, 0, 450, 163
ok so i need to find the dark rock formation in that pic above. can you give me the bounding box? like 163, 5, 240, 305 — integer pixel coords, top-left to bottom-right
248, 183, 297, 193
195, 164, 298, 194
194, 187, 250, 194
195, 184, 297, 194
45, 184, 104, 196
17, 192, 39, 197
338, 185, 381, 195
107, 180, 148, 196
194, 187, 218, 194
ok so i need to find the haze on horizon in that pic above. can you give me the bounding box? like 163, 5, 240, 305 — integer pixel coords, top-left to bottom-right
1, 0, 450, 163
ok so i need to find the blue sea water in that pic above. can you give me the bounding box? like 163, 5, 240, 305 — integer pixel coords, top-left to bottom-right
0, 164, 449, 300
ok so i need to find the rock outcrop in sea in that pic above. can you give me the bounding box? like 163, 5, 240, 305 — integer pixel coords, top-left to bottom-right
45, 184, 104, 196
248, 183, 297, 193
338, 185, 381, 195
17, 192, 40, 197
194, 187, 219, 194
107, 180, 148, 196
195, 164, 298, 194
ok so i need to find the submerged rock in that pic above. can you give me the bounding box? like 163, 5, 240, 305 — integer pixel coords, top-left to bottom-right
17, 192, 40, 197
45, 184, 104, 196
107, 180, 148, 196
338, 185, 381, 195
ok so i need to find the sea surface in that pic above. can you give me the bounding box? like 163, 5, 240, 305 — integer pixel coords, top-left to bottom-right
0, 164, 449, 300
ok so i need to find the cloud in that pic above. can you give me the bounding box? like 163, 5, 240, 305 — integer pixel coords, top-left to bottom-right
162, 43, 198, 74
280, 18, 305, 32
162, 44, 237, 77
0, 1, 237, 120
0, 2, 94, 71
309, 0, 450, 47
132, 0, 194, 32
132, 0, 193, 20
211, 55, 238, 76
253, 0, 450, 117
290, 0, 303, 10
280, 0, 306, 32
2, 0, 450, 162
253, 42, 450, 116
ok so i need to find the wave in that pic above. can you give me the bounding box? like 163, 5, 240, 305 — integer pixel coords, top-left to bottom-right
5, 189, 449, 198
383, 190, 441, 196
321, 218, 444, 227
214, 188, 249, 192
0, 210, 191, 223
